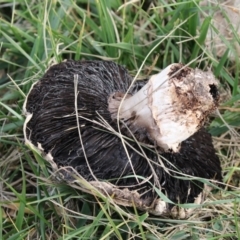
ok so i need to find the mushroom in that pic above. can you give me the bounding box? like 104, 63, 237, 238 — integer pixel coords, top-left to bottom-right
23, 60, 222, 217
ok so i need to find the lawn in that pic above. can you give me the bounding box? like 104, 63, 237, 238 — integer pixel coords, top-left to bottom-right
0, 0, 240, 239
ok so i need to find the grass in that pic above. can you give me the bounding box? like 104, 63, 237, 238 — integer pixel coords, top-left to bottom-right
0, 0, 240, 239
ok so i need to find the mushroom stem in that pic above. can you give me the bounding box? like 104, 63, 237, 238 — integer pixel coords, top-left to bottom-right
108, 63, 219, 152
116, 81, 152, 126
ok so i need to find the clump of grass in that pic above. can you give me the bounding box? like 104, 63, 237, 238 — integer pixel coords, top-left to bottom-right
0, 0, 240, 239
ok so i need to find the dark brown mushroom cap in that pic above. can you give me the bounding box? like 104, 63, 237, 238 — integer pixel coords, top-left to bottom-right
23, 60, 222, 213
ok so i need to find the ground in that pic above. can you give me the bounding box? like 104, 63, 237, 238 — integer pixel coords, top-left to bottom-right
0, 0, 240, 239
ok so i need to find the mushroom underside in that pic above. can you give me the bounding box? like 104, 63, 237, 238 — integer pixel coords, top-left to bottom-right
23, 60, 222, 217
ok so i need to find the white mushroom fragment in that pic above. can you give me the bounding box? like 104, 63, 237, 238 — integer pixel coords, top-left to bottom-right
108, 63, 219, 152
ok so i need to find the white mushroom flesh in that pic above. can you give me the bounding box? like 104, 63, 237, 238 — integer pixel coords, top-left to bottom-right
108, 63, 219, 152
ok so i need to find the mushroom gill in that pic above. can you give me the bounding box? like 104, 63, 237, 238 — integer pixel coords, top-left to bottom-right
23, 60, 222, 217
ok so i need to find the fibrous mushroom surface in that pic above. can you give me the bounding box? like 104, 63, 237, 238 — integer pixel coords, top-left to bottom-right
23, 60, 222, 217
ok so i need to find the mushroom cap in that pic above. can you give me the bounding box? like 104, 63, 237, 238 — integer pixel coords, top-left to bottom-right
23, 60, 222, 216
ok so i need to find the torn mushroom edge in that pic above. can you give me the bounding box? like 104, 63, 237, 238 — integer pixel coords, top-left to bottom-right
23, 81, 58, 171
